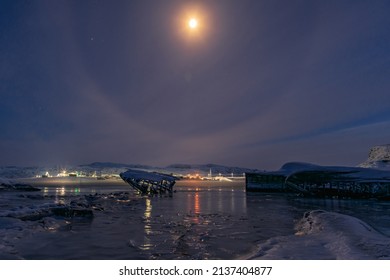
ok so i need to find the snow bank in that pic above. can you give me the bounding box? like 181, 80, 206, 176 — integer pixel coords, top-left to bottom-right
249, 210, 390, 260
0, 177, 40, 192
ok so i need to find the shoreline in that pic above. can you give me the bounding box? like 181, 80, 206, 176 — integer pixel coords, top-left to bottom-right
16, 177, 245, 188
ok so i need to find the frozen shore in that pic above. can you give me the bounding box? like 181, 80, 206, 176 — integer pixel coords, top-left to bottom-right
248, 210, 390, 260
0, 178, 389, 260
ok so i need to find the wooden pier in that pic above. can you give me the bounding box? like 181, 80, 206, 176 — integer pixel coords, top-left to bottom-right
245, 163, 390, 199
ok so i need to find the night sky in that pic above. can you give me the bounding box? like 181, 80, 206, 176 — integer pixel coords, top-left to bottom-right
1, 0, 390, 169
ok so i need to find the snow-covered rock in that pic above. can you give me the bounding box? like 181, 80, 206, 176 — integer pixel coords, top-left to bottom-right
0, 177, 40, 191
0, 177, 11, 186
359, 144, 390, 170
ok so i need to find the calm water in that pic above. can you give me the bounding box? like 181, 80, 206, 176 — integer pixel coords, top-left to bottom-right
0, 178, 389, 259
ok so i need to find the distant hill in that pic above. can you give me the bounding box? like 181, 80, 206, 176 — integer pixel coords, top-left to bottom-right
79, 162, 153, 170
0, 166, 40, 179
80, 162, 259, 177
164, 163, 259, 176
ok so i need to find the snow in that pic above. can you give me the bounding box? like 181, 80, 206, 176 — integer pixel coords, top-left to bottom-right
249, 210, 390, 260
359, 144, 390, 170
0, 177, 11, 186
276, 162, 390, 182
0, 177, 40, 192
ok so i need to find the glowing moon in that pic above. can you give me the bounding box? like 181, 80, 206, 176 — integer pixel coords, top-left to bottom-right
188, 18, 198, 29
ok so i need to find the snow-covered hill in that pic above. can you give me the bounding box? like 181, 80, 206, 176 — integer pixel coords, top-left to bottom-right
0, 166, 41, 179
358, 144, 390, 170
163, 163, 258, 177
79, 162, 258, 178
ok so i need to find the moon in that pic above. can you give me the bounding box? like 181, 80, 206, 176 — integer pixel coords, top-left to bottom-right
188, 18, 198, 29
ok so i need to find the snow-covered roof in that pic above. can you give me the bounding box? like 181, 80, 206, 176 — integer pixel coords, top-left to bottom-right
278, 162, 390, 182
120, 169, 176, 182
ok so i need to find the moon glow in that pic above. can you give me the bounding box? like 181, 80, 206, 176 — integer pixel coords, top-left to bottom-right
188, 18, 198, 29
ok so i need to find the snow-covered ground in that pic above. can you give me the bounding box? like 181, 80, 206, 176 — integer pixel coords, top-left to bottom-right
248, 210, 390, 260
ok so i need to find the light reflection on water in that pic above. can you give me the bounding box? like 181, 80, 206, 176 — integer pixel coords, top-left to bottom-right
40, 185, 114, 196
141, 198, 153, 251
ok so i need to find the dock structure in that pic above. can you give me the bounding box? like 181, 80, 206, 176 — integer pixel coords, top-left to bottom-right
246, 172, 286, 192
120, 169, 176, 195
246, 162, 390, 199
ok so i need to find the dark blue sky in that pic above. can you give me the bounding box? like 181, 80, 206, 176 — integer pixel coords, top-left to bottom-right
1, 0, 390, 169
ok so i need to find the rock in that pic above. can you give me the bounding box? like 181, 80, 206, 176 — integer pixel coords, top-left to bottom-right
359, 144, 390, 170
51, 207, 94, 218
8, 209, 52, 221
0, 180, 40, 192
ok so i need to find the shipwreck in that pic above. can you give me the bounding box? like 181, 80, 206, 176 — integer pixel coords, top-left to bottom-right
246, 162, 390, 199
120, 169, 176, 195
